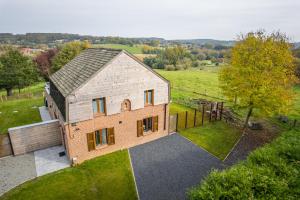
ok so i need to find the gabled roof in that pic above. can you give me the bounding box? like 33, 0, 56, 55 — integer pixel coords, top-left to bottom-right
50, 48, 122, 97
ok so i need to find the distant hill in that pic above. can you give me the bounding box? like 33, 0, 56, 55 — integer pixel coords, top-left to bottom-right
293, 42, 300, 49
1, 33, 299, 49
0, 33, 236, 47
170, 39, 236, 47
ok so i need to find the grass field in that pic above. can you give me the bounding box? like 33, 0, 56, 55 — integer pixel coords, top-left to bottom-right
0, 82, 44, 96
0, 150, 137, 200
92, 44, 143, 54
0, 97, 43, 134
156, 68, 223, 102
180, 121, 242, 160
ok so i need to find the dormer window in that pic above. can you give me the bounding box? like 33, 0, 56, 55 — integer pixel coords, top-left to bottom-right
92, 97, 106, 115
144, 90, 154, 106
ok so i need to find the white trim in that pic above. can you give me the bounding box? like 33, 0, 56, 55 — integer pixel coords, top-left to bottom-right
127, 149, 140, 200
8, 120, 59, 131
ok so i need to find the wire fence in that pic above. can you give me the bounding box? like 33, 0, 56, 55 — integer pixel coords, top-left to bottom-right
0, 92, 44, 102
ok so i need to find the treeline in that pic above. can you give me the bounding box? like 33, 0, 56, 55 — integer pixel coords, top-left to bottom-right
0, 33, 163, 47
143, 45, 229, 70
0, 41, 90, 96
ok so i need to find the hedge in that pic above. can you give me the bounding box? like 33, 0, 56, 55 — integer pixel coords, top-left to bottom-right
188, 129, 300, 199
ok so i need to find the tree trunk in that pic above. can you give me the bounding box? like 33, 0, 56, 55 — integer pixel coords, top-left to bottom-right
244, 106, 253, 130
6, 88, 13, 96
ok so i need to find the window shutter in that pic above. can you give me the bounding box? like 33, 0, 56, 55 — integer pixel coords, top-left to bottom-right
152, 116, 158, 132
137, 120, 143, 137
87, 132, 95, 151
151, 90, 154, 105
107, 128, 115, 145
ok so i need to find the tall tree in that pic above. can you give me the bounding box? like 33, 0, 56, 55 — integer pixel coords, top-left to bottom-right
52, 41, 90, 73
34, 48, 58, 80
163, 45, 189, 67
0, 48, 39, 96
219, 31, 297, 128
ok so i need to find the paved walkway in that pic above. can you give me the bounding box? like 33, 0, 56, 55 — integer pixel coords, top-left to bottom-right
129, 133, 222, 200
39, 106, 51, 121
34, 146, 70, 177
0, 153, 36, 196
0, 146, 70, 196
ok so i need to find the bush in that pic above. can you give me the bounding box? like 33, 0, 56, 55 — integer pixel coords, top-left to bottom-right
165, 65, 176, 71
188, 129, 300, 200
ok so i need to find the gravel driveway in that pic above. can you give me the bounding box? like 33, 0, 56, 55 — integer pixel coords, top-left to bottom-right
0, 153, 37, 196
129, 133, 222, 200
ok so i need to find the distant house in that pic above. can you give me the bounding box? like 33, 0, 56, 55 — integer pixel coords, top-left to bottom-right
45, 48, 170, 164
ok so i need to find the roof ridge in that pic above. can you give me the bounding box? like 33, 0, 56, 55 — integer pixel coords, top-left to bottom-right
87, 47, 123, 52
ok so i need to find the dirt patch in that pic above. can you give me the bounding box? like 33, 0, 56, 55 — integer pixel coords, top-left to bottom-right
223, 120, 279, 166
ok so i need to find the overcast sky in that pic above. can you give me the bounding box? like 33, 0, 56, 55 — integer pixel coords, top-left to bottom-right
0, 0, 299, 41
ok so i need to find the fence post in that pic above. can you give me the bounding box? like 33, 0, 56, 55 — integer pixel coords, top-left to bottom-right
194, 109, 197, 127
215, 103, 219, 121
220, 102, 223, 120
293, 119, 297, 128
176, 113, 179, 132
185, 111, 188, 129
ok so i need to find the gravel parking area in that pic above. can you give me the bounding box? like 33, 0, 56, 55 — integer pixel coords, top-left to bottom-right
129, 133, 222, 200
0, 153, 36, 196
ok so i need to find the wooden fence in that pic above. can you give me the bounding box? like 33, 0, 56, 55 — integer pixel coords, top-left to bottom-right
169, 107, 223, 132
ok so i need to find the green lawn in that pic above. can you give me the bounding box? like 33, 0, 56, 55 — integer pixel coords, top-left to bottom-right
170, 102, 194, 114
156, 68, 223, 102
0, 150, 137, 200
180, 121, 242, 160
93, 44, 143, 54
0, 97, 43, 134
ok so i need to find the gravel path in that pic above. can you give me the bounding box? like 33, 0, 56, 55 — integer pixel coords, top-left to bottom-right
129, 133, 222, 200
224, 123, 278, 166
0, 153, 37, 196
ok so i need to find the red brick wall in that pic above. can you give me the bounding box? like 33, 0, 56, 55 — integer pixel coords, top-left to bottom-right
65, 104, 169, 164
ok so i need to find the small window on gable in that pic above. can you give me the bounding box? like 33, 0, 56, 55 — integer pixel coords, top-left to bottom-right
144, 90, 154, 106
92, 97, 106, 115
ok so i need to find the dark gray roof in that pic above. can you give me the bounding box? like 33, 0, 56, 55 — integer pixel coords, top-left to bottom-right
50, 48, 122, 97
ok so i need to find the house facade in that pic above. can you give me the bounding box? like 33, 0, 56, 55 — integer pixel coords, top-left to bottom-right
45, 48, 170, 164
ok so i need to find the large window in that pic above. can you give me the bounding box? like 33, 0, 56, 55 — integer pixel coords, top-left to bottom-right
143, 117, 152, 132
87, 128, 115, 151
144, 90, 153, 105
92, 97, 106, 114
95, 129, 107, 146
137, 116, 159, 137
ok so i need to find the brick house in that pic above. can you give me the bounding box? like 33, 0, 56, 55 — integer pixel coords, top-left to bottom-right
45, 48, 170, 164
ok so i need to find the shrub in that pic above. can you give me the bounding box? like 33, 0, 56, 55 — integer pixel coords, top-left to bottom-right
188, 129, 300, 200
165, 65, 176, 71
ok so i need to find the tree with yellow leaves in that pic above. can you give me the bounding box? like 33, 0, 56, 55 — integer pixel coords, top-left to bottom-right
219, 31, 297, 128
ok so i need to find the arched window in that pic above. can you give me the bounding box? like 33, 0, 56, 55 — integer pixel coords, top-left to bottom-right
121, 99, 131, 112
